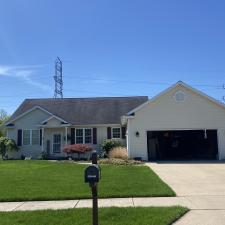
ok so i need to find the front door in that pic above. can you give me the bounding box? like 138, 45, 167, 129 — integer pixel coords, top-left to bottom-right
53, 134, 62, 153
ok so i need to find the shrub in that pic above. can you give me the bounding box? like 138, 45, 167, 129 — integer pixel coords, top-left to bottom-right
101, 139, 123, 155
39, 151, 48, 160
99, 158, 143, 166
63, 144, 93, 153
0, 137, 18, 160
63, 144, 93, 160
108, 147, 128, 160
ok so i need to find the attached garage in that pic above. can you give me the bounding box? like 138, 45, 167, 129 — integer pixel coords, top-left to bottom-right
147, 130, 218, 160
125, 81, 225, 161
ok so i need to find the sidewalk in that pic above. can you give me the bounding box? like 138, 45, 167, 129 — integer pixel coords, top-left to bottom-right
0, 197, 190, 212
2, 195, 225, 212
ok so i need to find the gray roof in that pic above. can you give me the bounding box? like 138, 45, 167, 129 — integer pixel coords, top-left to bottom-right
10, 96, 148, 125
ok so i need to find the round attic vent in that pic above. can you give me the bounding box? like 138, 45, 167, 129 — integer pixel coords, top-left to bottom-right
174, 91, 185, 102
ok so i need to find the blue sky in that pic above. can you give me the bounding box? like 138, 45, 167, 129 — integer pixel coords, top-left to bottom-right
0, 0, 225, 114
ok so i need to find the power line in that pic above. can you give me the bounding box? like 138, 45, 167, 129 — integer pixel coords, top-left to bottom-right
0, 73, 224, 89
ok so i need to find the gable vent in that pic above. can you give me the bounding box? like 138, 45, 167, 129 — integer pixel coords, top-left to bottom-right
174, 91, 185, 102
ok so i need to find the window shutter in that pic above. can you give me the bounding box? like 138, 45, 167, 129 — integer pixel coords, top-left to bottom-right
71, 128, 75, 144
122, 127, 126, 139
93, 128, 97, 144
17, 129, 22, 146
107, 127, 111, 139
39, 129, 42, 146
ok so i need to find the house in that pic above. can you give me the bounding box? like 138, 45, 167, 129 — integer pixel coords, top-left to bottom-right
4, 81, 225, 161
4, 96, 148, 159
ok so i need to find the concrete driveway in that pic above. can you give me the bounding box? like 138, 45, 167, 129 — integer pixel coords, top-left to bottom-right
147, 162, 225, 225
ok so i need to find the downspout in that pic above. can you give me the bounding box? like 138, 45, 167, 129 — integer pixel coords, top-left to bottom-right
127, 119, 130, 158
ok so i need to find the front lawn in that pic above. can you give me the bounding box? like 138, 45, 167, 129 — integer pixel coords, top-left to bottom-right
0, 160, 175, 201
0, 207, 188, 225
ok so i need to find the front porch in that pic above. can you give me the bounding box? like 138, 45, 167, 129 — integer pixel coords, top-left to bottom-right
40, 126, 94, 160
41, 126, 69, 158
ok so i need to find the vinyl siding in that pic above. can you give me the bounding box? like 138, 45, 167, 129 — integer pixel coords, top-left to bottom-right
7, 108, 125, 158
128, 85, 225, 160
7, 108, 50, 158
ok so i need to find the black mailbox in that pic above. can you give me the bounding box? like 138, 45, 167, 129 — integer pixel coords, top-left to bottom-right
85, 164, 100, 184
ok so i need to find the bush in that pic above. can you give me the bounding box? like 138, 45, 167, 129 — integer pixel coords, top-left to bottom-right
101, 139, 123, 155
39, 151, 49, 160
63, 144, 93, 160
0, 137, 18, 160
99, 158, 143, 166
108, 147, 128, 160
63, 144, 93, 153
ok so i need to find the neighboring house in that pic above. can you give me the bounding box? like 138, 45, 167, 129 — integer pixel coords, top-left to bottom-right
4, 96, 147, 159
4, 81, 225, 161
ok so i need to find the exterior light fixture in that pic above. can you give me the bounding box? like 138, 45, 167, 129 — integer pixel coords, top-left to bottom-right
204, 129, 207, 139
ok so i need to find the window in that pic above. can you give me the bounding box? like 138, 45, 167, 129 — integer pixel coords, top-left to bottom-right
23, 130, 31, 145
85, 129, 92, 144
32, 130, 39, 145
23, 129, 40, 146
76, 129, 83, 144
112, 128, 121, 138
75, 128, 92, 144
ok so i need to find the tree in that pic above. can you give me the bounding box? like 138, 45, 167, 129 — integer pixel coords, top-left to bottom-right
0, 109, 8, 121
0, 109, 10, 137
0, 137, 18, 160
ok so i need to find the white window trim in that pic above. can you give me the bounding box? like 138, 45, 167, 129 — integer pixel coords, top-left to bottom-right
22, 129, 40, 146
32, 129, 40, 146
84, 128, 92, 144
112, 127, 121, 139
22, 130, 31, 146
75, 128, 92, 144
75, 128, 84, 144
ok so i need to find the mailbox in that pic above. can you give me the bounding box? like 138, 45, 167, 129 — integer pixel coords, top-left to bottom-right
85, 164, 100, 184
84, 151, 100, 225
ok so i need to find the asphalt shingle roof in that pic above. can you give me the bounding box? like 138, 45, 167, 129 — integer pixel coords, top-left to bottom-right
10, 96, 148, 125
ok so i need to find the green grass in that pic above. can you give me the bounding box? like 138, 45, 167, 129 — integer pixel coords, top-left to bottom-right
0, 207, 188, 225
0, 160, 175, 201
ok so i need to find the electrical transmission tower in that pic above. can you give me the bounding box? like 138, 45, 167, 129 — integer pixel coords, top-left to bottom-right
53, 57, 63, 98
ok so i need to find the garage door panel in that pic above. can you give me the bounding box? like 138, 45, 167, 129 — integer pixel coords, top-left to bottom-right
147, 130, 218, 160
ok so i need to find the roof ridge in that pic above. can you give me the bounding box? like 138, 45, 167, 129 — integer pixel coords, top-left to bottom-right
24, 96, 148, 101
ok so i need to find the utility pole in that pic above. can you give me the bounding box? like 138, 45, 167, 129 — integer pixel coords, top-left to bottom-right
223, 84, 225, 102
53, 57, 63, 98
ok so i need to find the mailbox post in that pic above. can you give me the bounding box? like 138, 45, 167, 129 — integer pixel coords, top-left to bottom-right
85, 151, 100, 225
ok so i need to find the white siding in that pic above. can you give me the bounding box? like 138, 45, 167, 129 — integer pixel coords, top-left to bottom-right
45, 118, 62, 127
128, 85, 225, 160
7, 115, 126, 158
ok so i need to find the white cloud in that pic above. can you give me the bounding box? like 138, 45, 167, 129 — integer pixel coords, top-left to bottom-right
0, 65, 52, 92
